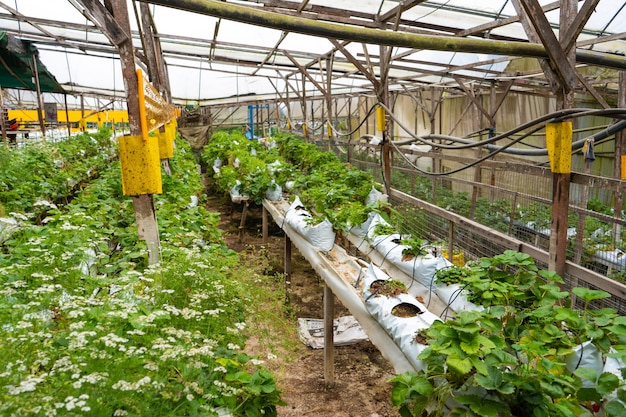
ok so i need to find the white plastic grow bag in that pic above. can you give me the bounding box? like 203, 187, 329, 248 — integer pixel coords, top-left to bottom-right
433, 283, 483, 314
284, 196, 335, 252
349, 211, 379, 239
264, 181, 282, 201
364, 185, 388, 206
364, 213, 452, 287
363, 263, 440, 371
229, 180, 248, 203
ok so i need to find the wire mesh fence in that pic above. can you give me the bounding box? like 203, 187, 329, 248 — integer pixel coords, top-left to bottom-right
328, 138, 626, 314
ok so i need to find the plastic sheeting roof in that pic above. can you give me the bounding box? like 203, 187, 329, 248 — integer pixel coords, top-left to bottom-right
0, 0, 624, 107
0, 31, 64, 93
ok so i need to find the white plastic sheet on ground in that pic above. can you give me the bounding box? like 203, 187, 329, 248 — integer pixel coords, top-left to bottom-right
297, 316, 369, 349
284, 196, 335, 252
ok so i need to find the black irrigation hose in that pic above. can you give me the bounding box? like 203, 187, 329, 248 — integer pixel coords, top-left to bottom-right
335, 104, 380, 139
391, 118, 626, 177
439, 282, 472, 321
386, 105, 626, 151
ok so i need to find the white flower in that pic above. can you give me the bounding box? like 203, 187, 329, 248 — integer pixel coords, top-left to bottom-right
5, 374, 47, 395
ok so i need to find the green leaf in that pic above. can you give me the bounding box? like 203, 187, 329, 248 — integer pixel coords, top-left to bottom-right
606, 400, 626, 417
390, 382, 409, 406
446, 356, 473, 375
409, 378, 434, 396
453, 322, 481, 334
596, 372, 620, 397
572, 287, 611, 303
577, 387, 602, 403
460, 337, 480, 355
540, 379, 565, 398
456, 395, 508, 417
574, 367, 598, 383
470, 356, 489, 376
553, 308, 580, 323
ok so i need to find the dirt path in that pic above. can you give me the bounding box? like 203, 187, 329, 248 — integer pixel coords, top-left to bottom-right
205, 192, 399, 417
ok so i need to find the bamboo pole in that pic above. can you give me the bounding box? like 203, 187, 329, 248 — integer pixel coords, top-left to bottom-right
142, 0, 626, 70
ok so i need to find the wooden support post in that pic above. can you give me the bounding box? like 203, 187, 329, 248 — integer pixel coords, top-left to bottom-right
262, 205, 268, 244
548, 0, 577, 279
64, 95, 71, 138
284, 235, 292, 277
0, 88, 7, 148
614, 72, 626, 247
134, 194, 160, 265
31, 54, 46, 140
238, 199, 249, 242
448, 221, 455, 264
323, 283, 335, 385
110, 0, 161, 265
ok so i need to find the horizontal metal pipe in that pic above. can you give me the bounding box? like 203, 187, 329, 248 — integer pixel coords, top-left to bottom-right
143, 0, 626, 70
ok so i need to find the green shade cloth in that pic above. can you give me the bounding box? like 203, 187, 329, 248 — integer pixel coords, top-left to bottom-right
0, 31, 64, 93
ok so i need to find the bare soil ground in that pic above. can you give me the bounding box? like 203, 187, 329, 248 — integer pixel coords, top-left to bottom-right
205, 191, 399, 417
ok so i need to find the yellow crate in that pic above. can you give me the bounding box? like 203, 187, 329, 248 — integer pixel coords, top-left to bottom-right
442, 250, 465, 267
118, 134, 162, 196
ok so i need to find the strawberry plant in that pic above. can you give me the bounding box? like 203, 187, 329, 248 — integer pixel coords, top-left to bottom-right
391, 251, 626, 417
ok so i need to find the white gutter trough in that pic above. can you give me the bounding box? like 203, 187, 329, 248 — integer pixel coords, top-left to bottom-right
263, 198, 419, 375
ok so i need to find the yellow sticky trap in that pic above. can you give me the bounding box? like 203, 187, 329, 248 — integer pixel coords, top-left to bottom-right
118, 134, 162, 196
546, 122, 572, 174
302, 123, 307, 136
622, 155, 626, 180
327, 123, 333, 138
376, 107, 386, 132
157, 129, 174, 160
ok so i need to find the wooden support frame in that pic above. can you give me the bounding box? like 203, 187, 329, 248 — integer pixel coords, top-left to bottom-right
323, 283, 335, 385
101, 0, 161, 265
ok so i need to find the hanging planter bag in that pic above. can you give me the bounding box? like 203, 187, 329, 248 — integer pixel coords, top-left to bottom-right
230, 180, 247, 203
284, 196, 335, 252
365, 185, 388, 206
349, 211, 379, 239
265, 181, 283, 201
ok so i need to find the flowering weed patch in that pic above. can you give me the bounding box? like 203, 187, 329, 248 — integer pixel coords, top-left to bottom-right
0, 134, 284, 416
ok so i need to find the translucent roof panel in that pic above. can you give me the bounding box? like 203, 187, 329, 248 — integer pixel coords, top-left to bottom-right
0, 0, 622, 103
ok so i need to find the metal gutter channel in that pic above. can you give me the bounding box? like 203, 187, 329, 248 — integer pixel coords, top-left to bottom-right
263, 198, 418, 374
